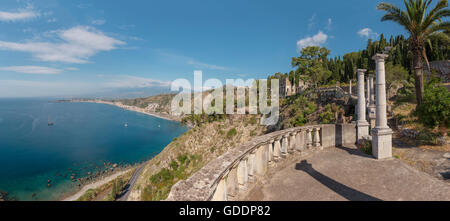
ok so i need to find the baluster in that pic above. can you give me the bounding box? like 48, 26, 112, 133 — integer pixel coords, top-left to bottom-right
306, 128, 313, 149
289, 132, 297, 153
212, 177, 228, 201
237, 159, 248, 190
268, 139, 274, 165
281, 134, 289, 157
273, 137, 282, 161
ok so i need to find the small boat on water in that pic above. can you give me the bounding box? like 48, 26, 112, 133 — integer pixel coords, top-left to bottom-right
124, 123, 128, 127
48, 117, 54, 126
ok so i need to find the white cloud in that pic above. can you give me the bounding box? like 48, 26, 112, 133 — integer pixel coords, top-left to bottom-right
325, 18, 332, 31
297, 31, 328, 50
47, 18, 57, 23
308, 14, 316, 30
358, 28, 378, 39
187, 60, 226, 70
101, 75, 171, 89
91, 19, 106, 25
0, 26, 125, 63
156, 50, 227, 70
0, 5, 39, 22
0, 66, 63, 74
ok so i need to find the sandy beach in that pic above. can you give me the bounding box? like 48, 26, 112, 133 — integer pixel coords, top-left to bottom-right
62, 169, 131, 201
69, 99, 180, 122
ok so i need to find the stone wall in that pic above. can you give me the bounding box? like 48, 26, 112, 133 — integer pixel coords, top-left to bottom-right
166, 123, 357, 201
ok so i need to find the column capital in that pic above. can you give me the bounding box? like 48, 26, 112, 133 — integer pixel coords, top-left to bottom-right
372, 53, 389, 61
357, 69, 367, 74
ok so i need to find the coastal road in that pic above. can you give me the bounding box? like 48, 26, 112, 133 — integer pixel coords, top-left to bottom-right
116, 164, 145, 201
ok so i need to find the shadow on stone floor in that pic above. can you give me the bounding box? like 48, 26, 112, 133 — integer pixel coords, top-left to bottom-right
295, 160, 382, 201
336, 146, 374, 159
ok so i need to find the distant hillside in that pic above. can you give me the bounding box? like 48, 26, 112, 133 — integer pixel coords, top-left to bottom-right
114, 93, 177, 116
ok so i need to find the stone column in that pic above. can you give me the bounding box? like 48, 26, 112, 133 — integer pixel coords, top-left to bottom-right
349, 80, 352, 95
273, 137, 282, 161
306, 128, 313, 149
369, 75, 375, 105
371, 54, 393, 160
289, 132, 297, 153
368, 75, 377, 129
356, 69, 370, 142
313, 127, 322, 149
281, 134, 289, 157
366, 77, 370, 108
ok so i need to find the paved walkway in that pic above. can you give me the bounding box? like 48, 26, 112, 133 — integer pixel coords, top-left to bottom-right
244, 146, 450, 201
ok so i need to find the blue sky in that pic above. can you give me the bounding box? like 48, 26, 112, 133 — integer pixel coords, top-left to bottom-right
0, 0, 410, 98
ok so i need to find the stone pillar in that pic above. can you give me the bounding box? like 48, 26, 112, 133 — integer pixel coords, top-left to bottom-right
273, 137, 282, 161
356, 69, 370, 142
289, 132, 297, 153
268, 139, 274, 165
366, 77, 370, 108
371, 54, 393, 160
281, 134, 289, 157
313, 127, 322, 149
368, 75, 376, 129
349, 80, 352, 95
212, 178, 227, 201
369, 75, 375, 105
237, 159, 248, 190
306, 128, 313, 149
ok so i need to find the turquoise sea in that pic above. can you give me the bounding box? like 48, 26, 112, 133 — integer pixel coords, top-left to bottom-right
0, 98, 187, 201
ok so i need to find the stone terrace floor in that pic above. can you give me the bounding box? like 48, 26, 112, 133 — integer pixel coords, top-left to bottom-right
243, 146, 450, 201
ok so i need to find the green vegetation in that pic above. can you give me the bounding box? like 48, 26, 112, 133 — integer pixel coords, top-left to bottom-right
359, 140, 373, 155
142, 154, 203, 201
319, 104, 343, 124
226, 128, 237, 138
76, 189, 98, 201
377, 0, 449, 105
415, 80, 450, 135
291, 46, 332, 88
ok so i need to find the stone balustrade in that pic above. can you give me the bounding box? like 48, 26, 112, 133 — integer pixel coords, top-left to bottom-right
166, 123, 356, 201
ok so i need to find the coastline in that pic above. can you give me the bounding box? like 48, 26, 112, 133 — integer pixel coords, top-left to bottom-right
67, 99, 181, 123
61, 169, 131, 201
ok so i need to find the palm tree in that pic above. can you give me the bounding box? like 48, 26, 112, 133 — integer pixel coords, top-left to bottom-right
377, 0, 449, 105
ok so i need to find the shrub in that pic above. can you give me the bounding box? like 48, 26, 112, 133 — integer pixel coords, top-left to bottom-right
77, 189, 98, 201
226, 128, 237, 138
358, 140, 372, 155
169, 160, 179, 171
415, 82, 450, 134
150, 168, 174, 185
177, 154, 188, 165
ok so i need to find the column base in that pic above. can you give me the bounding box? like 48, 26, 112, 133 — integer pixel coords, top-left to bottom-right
357, 120, 370, 143
371, 128, 393, 160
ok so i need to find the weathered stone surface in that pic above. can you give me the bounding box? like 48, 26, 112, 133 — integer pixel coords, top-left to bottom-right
166, 124, 347, 201
245, 146, 450, 201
